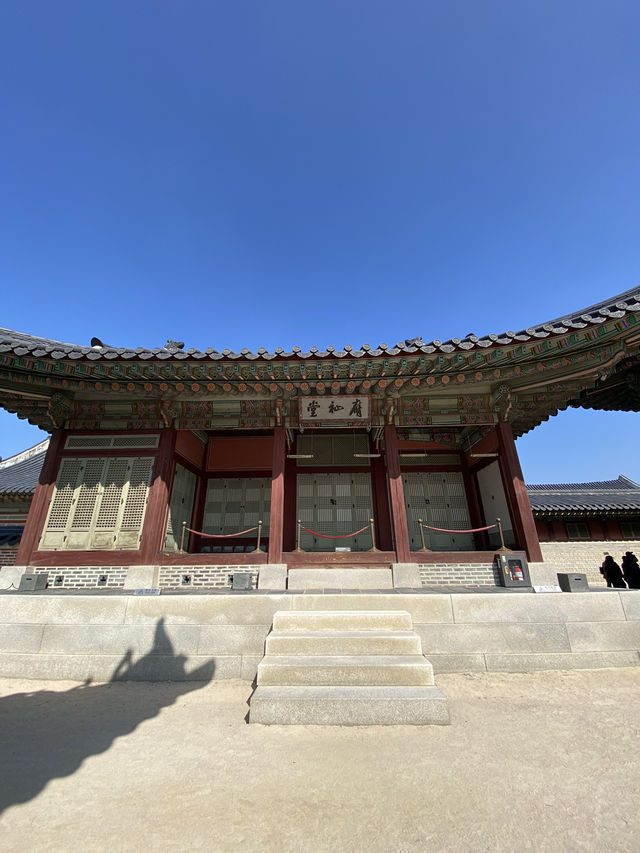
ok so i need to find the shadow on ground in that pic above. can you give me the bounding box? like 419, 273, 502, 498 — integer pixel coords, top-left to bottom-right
0, 618, 214, 814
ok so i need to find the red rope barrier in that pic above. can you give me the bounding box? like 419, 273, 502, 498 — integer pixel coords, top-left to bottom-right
420, 523, 496, 534
186, 526, 258, 539
301, 525, 370, 540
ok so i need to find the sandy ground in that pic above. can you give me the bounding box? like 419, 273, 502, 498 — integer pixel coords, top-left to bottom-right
1, 669, 639, 852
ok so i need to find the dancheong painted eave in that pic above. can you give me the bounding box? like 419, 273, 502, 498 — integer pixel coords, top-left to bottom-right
0, 287, 639, 438
1, 287, 639, 361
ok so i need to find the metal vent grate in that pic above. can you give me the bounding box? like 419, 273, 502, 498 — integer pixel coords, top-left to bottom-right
65, 435, 159, 450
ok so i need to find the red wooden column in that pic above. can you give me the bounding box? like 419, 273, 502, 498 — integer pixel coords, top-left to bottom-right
384, 425, 411, 562
268, 426, 286, 563
139, 428, 177, 564
496, 421, 543, 562
15, 429, 65, 566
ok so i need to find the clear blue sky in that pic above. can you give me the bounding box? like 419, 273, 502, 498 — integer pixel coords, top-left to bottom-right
1, 1, 639, 482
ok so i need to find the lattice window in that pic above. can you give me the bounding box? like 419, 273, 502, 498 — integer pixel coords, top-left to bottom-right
120, 458, 154, 530
202, 478, 271, 538
45, 459, 84, 529
39, 456, 154, 551
96, 458, 130, 528
403, 471, 473, 551
296, 472, 373, 551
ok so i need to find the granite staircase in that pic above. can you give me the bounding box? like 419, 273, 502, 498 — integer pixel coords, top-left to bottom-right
249, 610, 450, 725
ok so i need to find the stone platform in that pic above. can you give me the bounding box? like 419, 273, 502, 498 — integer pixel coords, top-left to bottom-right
0, 588, 638, 682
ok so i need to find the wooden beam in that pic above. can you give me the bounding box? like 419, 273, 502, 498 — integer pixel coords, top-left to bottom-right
139, 428, 177, 563
496, 421, 543, 562
15, 429, 65, 567
384, 425, 411, 562
268, 426, 286, 563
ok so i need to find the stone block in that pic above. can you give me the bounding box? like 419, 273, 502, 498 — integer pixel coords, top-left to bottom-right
0, 623, 44, 653
290, 593, 454, 623
527, 561, 563, 587
124, 593, 290, 626
249, 685, 450, 725
123, 565, 159, 589
257, 655, 434, 687
1, 595, 128, 626
567, 621, 640, 652
265, 630, 422, 657
485, 650, 640, 672
428, 653, 487, 673
392, 563, 422, 589
40, 624, 201, 656
0, 652, 234, 682
287, 568, 393, 590
241, 654, 262, 680
0, 565, 25, 590
197, 625, 269, 655
257, 564, 288, 590
273, 610, 412, 632
620, 592, 640, 621
415, 622, 571, 654
451, 592, 625, 624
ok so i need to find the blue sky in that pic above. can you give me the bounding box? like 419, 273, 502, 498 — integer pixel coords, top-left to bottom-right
1, 1, 639, 482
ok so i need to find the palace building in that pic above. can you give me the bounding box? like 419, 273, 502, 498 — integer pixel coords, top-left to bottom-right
1, 287, 639, 590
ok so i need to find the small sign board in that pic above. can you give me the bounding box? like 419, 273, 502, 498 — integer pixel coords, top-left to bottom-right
299, 396, 370, 426
133, 588, 161, 596
335, 547, 351, 552
533, 585, 562, 594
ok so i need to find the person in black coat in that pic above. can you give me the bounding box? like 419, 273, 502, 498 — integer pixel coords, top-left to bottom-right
621, 551, 640, 589
600, 555, 627, 588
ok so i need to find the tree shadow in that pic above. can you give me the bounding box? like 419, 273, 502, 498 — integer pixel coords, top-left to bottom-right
0, 618, 214, 814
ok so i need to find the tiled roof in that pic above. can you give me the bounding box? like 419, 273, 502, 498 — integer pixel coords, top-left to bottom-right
526, 475, 640, 514
0, 440, 49, 495
0, 287, 638, 362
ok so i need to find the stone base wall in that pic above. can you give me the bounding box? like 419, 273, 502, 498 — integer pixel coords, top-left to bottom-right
0, 591, 637, 681
0, 547, 17, 567
31, 567, 129, 589
419, 563, 499, 587
158, 565, 260, 589
540, 540, 640, 586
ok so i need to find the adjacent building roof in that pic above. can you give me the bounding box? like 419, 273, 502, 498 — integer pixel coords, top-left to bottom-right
0, 439, 49, 495
527, 475, 640, 515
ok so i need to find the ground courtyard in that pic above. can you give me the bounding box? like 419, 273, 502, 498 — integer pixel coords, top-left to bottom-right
1, 668, 639, 851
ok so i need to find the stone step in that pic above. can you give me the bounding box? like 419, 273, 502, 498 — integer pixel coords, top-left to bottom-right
257, 655, 435, 687
265, 630, 422, 657
249, 685, 450, 726
272, 610, 412, 633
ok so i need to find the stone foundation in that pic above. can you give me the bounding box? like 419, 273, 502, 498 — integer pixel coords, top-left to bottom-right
0, 590, 637, 681
418, 562, 500, 587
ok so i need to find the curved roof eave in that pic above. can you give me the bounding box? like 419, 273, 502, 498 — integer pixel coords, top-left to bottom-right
0, 287, 638, 363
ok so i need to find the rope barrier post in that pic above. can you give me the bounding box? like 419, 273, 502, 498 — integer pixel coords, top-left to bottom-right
417, 518, 430, 552
368, 517, 379, 552
253, 520, 263, 553
495, 517, 512, 553
180, 520, 187, 554
295, 519, 305, 553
